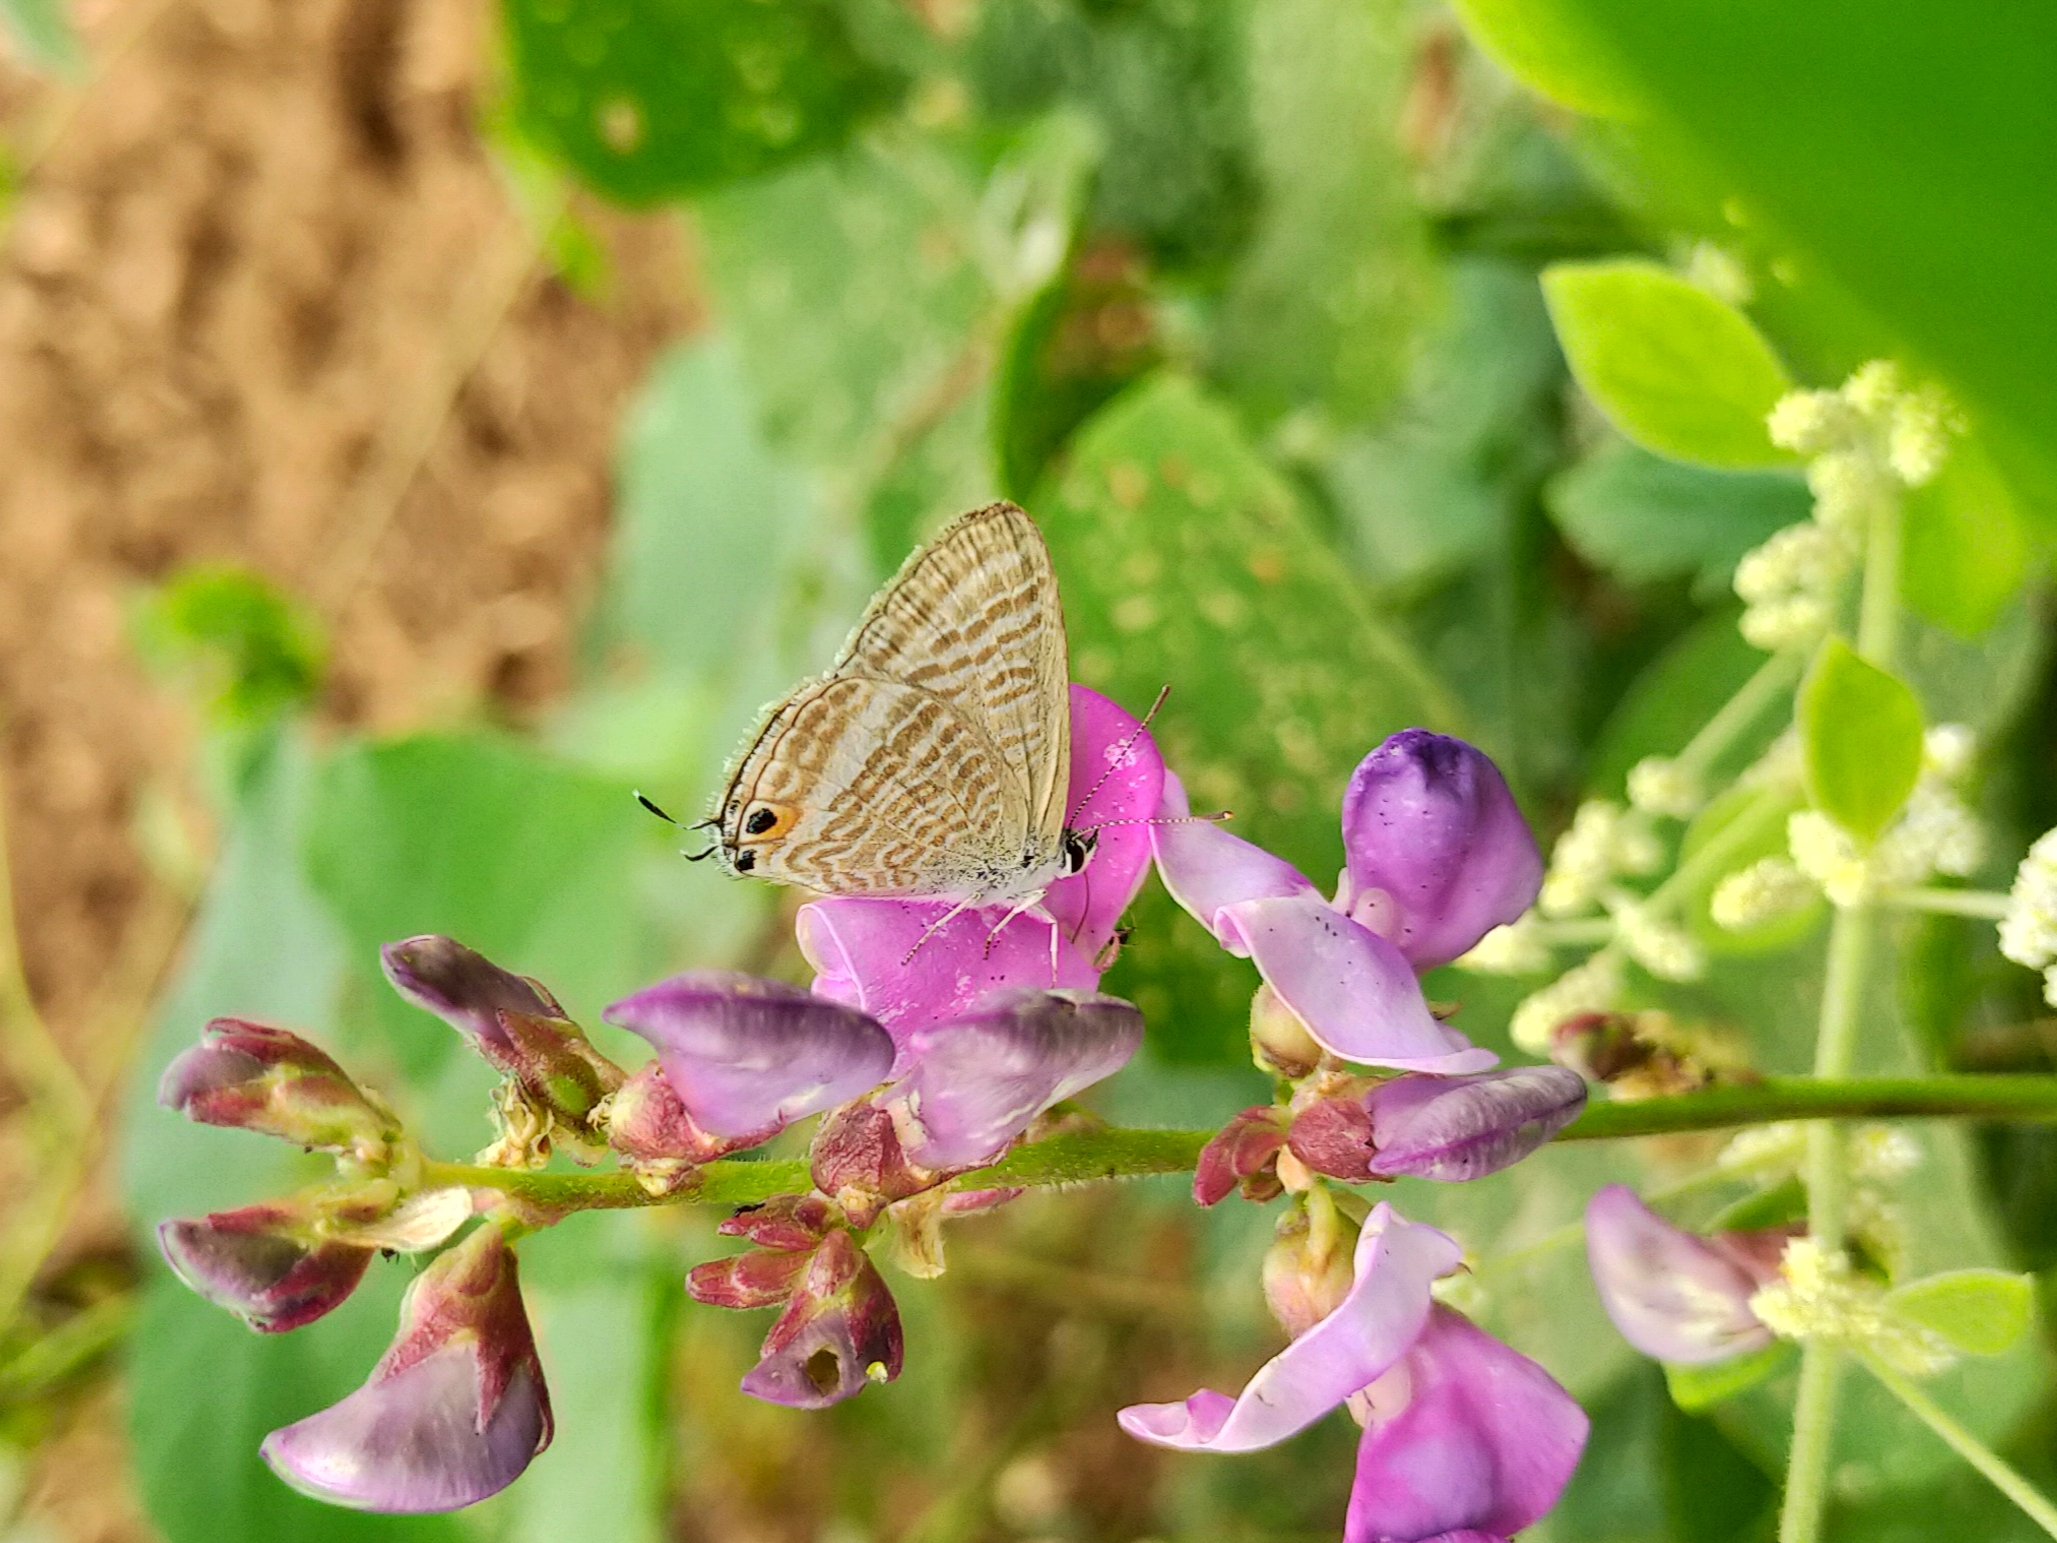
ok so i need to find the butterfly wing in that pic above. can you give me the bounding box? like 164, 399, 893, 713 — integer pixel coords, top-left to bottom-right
716, 675, 1035, 896
833, 502, 1071, 850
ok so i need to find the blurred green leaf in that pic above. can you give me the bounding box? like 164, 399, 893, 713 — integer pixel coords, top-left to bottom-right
1541, 258, 1793, 469
1797, 639, 1924, 841
1547, 439, 1811, 597
1902, 441, 2034, 638
1440, 0, 1640, 118
1886, 1269, 2036, 1358
1213, 0, 1430, 424
1036, 372, 1451, 1062
502, 0, 901, 205
135, 565, 325, 730
0, 0, 82, 77
1664, 1341, 1796, 1415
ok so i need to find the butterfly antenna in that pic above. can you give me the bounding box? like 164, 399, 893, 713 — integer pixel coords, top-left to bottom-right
637, 790, 721, 862
1078, 810, 1233, 835
1068, 684, 1173, 823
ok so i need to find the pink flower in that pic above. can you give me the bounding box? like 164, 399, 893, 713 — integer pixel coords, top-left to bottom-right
1149, 731, 1539, 1073
1584, 1186, 1786, 1365
1120, 1204, 1586, 1543
796, 685, 1163, 1042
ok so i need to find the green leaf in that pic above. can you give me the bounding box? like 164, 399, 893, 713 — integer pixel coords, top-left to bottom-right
1707, 1175, 1808, 1234
1540, 259, 1794, 469
0, 0, 82, 76
1440, 0, 1642, 118
1664, 1340, 1797, 1414
1547, 439, 1812, 596
1213, 0, 1433, 424
1035, 373, 1451, 1062
502, 0, 901, 205
1796, 638, 1925, 841
1901, 441, 2034, 638
1886, 1269, 2036, 1358
134, 564, 325, 729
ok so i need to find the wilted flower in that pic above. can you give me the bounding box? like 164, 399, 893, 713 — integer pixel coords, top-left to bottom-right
1151, 731, 1536, 1073
1193, 1105, 1289, 1206
797, 686, 1163, 1036
262, 1223, 551, 1512
158, 1203, 373, 1333
1584, 1186, 1784, 1364
1286, 1066, 1587, 1186
737, 1228, 904, 1410
1120, 1204, 1586, 1543
159, 1019, 396, 1164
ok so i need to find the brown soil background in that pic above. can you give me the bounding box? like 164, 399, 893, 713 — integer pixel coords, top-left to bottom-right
0, 0, 693, 1533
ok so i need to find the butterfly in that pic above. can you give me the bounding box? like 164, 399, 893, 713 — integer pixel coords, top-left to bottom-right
704, 502, 1096, 919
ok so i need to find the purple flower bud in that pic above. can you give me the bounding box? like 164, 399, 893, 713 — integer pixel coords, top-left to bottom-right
383, 937, 622, 1125
261, 1223, 551, 1513
719, 1193, 836, 1251
603, 972, 895, 1142
1194, 1106, 1288, 1207
687, 1247, 813, 1309
809, 1102, 927, 1227
158, 1204, 373, 1332
884, 990, 1143, 1171
739, 1229, 903, 1410
1336, 731, 1543, 971
1585, 1185, 1783, 1365
1301, 1066, 1587, 1184
160, 1019, 395, 1162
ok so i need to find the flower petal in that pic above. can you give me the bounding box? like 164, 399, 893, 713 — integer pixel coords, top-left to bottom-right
795, 898, 1098, 1047
1339, 731, 1543, 971
739, 1230, 903, 1409
262, 1344, 548, 1513
1361, 1067, 1587, 1182
1584, 1185, 1776, 1364
1344, 1306, 1587, 1543
1044, 685, 1165, 961
603, 973, 895, 1141
1221, 894, 1495, 1074
380, 936, 562, 1051
158, 1209, 372, 1333
1149, 773, 1321, 936
1118, 1203, 1462, 1452
888, 990, 1144, 1170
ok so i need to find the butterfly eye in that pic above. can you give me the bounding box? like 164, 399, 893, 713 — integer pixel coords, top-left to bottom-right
741, 803, 798, 841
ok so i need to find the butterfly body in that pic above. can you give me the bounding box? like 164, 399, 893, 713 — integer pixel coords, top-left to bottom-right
711, 502, 1084, 909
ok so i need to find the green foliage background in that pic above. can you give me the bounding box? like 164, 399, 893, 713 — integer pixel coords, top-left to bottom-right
101, 0, 2057, 1539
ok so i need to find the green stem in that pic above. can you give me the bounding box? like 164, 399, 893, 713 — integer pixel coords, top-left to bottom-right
1643, 786, 1798, 917
415, 1076, 2057, 1218
1861, 1353, 2057, 1539
1676, 647, 1806, 782
1884, 887, 2012, 920
1782, 1345, 1843, 1543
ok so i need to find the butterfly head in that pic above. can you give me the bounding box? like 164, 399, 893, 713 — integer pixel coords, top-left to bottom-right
1059, 827, 1097, 878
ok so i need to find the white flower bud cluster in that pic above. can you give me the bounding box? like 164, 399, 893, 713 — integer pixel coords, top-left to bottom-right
1711, 856, 1817, 930
1849, 1124, 1924, 1184
1998, 828, 2057, 1008
1743, 362, 1960, 651
1610, 901, 1706, 982
1455, 915, 1551, 976
1510, 951, 1622, 1056
1785, 726, 1983, 908
1627, 756, 1702, 819
1748, 1239, 1955, 1374
1717, 1121, 1806, 1177
1540, 802, 1662, 917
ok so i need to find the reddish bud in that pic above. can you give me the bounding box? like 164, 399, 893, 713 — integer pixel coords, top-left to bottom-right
158, 1203, 373, 1332
160, 1019, 396, 1163
687, 1248, 813, 1309
1193, 1106, 1290, 1206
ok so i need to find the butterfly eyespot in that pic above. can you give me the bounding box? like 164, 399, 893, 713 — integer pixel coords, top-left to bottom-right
741, 802, 798, 840
733, 850, 757, 873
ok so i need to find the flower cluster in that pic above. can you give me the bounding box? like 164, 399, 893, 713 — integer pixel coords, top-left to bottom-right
155, 701, 1601, 1538
1999, 828, 2057, 1006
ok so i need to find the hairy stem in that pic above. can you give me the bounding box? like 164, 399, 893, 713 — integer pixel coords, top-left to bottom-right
1861, 1353, 2057, 1539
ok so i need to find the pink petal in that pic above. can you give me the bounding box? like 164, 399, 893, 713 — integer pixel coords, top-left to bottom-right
1220, 894, 1495, 1074
1584, 1185, 1776, 1365
1044, 685, 1165, 961
1344, 1306, 1588, 1543
796, 898, 1098, 1052
1117, 1204, 1462, 1452
1149, 773, 1321, 934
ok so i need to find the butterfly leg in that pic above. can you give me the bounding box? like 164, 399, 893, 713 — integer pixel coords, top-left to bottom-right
899, 893, 986, 966
980, 893, 1055, 964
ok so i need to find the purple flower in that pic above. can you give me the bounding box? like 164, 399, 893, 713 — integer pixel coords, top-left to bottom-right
738, 1228, 904, 1410
1336, 730, 1542, 972
796, 686, 1163, 1039
159, 1019, 395, 1162
603, 972, 896, 1144
158, 1204, 373, 1333
1585, 1186, 1785, 1365
1288, 1067, 1587, 1185
262, 1223, 551, 1513
1120, 1203, 1585, 1543
383, 936, 623, 1125
1149, 731, 1535, 1072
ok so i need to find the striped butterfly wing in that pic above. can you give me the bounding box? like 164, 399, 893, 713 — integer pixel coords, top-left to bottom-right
715, 503, 1071, 896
